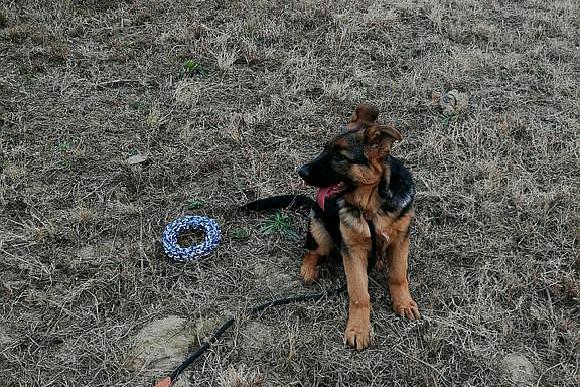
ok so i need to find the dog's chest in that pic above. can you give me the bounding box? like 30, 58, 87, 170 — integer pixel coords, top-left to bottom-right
340, 207, 399, 245
375, 210, 413, 245
374, 216, 397, 246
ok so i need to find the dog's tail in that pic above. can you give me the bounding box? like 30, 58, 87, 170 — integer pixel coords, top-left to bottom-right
241, 194, 315, 212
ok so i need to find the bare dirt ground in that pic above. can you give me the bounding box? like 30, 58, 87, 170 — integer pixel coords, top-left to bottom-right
1, 1, 578, 386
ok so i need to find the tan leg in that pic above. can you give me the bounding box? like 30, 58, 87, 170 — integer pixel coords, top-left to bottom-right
342, 245, 372, 350
387, 237, 420, 320
300, 250, 321, 284
300, 217, 333, 284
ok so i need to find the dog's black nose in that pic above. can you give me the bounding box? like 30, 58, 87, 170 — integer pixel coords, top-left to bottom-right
298, 165, 310, 180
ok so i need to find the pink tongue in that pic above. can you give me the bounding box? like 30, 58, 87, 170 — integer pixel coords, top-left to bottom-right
316, 185, 338, 210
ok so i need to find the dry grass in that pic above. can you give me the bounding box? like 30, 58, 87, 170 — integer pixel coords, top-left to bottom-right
1, 0, 578, 386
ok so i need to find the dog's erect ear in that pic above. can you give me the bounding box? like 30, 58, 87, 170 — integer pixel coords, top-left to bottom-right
350, 104, 379, 125
364, 123, 403, 156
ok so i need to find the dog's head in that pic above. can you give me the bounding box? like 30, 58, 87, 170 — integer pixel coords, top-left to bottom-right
298, 104, 402, 187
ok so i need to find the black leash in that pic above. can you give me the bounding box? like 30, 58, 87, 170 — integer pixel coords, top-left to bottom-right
155, 218, 377, 387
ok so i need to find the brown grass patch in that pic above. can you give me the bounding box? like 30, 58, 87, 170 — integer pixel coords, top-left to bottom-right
0, 0, 578, 386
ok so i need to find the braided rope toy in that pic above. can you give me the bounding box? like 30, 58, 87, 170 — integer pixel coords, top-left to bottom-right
162, 216, 221, 262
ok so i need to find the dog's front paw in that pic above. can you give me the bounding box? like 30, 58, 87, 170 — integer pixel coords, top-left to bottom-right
344, 322, 372, 351
300, 263, 318, 284
392, 297, 421, 320
390, 284, 421, 320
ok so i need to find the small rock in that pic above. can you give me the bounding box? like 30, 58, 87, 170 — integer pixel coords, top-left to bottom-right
127, 315, 222, 386
126, 154, 148, 165
126, 315, 192, 372
499, 353, 535, 385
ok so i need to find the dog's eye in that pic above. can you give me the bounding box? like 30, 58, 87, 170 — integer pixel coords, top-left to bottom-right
334, 153, 347, 161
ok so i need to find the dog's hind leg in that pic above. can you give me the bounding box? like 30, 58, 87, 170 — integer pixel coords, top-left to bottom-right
300, 217, 333, 284
300, 250, 322, 284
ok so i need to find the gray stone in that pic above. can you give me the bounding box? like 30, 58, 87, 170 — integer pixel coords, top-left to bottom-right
500, 353, 536, 385
127, 315, 192, 372
127, 315, 223, 386
126, 154, 148, 165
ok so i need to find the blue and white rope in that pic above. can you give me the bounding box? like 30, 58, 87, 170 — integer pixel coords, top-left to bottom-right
162, 216, 221, 262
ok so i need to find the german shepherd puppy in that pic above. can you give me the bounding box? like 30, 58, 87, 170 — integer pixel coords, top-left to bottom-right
244, 104, 419, 350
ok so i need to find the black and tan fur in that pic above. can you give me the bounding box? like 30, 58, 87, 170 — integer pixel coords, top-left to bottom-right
244, 104, 419, 350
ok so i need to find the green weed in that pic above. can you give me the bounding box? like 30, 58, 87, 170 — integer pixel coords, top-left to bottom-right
57, 141, 70, 151
181, 58, 208, 77
188, 199, 206, 210
440, 113, 457, 128
260, 211, 299, 239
